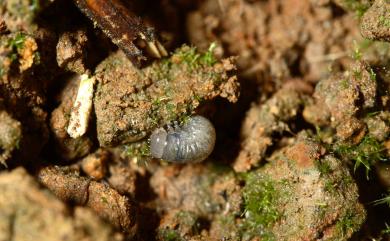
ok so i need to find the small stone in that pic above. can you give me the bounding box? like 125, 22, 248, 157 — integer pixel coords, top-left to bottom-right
81, 149, 109, 180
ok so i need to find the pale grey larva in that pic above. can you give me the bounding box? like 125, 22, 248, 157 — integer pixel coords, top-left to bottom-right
150, 115, 216, 163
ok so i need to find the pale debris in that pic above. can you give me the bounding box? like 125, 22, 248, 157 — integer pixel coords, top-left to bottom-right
67, 74, 95, 138
139, 33, 168, 58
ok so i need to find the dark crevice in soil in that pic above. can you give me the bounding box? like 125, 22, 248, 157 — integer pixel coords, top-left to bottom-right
352, 169, 390, 239
330, 1, 348, 19
213, 76, 261, 165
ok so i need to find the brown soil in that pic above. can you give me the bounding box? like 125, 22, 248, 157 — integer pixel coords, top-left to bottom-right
0, 0, 390, 240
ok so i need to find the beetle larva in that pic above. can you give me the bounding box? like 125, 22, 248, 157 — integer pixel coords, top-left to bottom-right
150, 115, 216, 163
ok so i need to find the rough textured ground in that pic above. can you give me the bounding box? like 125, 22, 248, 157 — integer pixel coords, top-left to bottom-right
0, 168, 123, 241
0, 0, 390, 240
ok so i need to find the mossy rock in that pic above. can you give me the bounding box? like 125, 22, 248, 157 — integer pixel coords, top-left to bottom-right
236, 133, 366, 241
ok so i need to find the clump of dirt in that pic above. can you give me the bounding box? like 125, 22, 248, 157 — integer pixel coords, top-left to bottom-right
150, 134, 366, 240
361, 0, 390, 42
219, 134, 365, 241
304, 61, 377, 142
150, 163, 242, 240
0, 31, 53, 164
37, 165, 138, 235
94, 45, 239, 147
80, 148, 109, 180
234, 85, 309, 172
0, 0, 53, 32
56, 29, 89, 74
1, 0, 390, 240
0, 167, 123, 241
187, 0, 361, 90
0, 109, 22, 166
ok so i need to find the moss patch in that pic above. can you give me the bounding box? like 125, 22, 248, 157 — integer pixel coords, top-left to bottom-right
333, 135, 387, 178
341, 0, 372, 18
240, 172, 283, 240
157, 229, 184, 241
122, 140, 151, 164
335, 209, 362, 238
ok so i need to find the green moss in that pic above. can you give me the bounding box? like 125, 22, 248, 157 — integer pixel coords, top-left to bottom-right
0, 32, 28, 67
174, 43, 217, 70
123, 140, 151, 164
150, 43, 218, 80
340, 79, 350, 89
368, 67, 376, 81
352, 39, 375, 60
8, 32, 28, 51
175, 211, 201, 234
315, 159, 332, 176
352, 41, 364, 60
341, 0, 372, 18
157, 229, 184, 241
335, 210, 358, 237
380, 223, 390, 236
353, 39, 390, 65
379, 15, 390, 28
324, 179, 337, 193
240, 172, 282, 240
6, 0, 51, 22
315, 203, 329, 220
145, 43, 221, 127
372, 190, 390, 207
0, 32, 40, 76
199, 42, 218, 66
333, 135, 387, 179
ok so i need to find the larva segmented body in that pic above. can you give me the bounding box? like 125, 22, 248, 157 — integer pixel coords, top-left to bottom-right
150, 115, 216, 163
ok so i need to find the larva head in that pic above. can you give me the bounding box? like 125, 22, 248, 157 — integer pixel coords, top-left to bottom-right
150, 128, 167, 159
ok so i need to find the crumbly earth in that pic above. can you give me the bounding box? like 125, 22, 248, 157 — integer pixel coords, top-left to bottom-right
149, 134, 366, 241
94, 46, 239, 147
150, 163, 243, 240
0, 0, 53, 32
37, 165, 138, 235
56, 29, 89, 74
0, 110, 22, 166
361, 0, 390, 42
262, 134, 366, 241
0, 0, 390, 240
0, 31, 52, 164
187, 0, 361, 91
234, 86, 308, 172
0, 167, 123, 241
80, 148, 109, 180
304, 61, 379, 142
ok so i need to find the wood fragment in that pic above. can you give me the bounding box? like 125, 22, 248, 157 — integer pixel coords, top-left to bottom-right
74, 0, 167, 66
